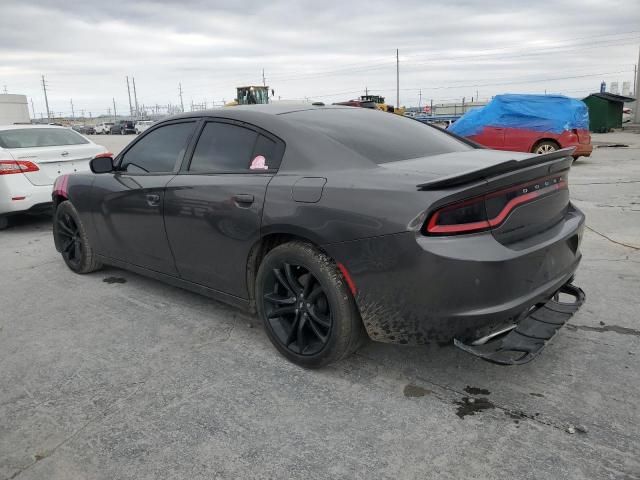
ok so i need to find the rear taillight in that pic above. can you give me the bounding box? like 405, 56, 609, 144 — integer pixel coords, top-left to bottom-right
424, 174, 567, 235
0, 160, 39, 175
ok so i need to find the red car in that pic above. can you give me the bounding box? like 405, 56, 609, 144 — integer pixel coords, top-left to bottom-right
469, 126, 592, 158
448, 94, 593, 159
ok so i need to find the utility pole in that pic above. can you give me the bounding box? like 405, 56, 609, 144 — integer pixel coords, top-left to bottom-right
396, 48, 400, 108
112, 98, 117, 123
70, 99, 75, 120
634, 47, 640, 124
179, 83, 184, 112
41, 75, 51, 123
30, 99, 35, 119
262, 69, 266, 87
132, 77, 139, 117
418, 89, 422, 109
126, 76, 133, 117
430, 99, 433, 115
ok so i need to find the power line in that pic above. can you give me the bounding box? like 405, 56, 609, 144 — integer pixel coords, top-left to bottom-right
41, 75, 51, 123
126, 76, 133, 116
132, 77, 139, 117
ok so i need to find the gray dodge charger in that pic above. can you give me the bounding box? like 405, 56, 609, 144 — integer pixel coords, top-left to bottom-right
52, 104, 585, 368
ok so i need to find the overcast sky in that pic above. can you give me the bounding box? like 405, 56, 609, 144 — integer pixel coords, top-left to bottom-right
1, 0, 639, 118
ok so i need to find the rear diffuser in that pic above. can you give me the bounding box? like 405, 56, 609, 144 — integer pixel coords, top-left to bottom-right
454, 284, 585, 365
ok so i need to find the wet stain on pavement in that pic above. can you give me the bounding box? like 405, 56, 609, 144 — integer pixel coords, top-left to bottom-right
403, 384, 432, 398
454, 397, 495, 418
103, 276, 127, 284
464, 386, 490, 395
529, 392, 545, 398
566, 323, 640, 337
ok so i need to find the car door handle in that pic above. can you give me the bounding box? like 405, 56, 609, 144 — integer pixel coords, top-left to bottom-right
146, 194, 160, 206
233, 194, 254, 206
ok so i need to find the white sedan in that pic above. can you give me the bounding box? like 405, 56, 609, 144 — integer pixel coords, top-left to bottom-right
135, 120, 154, 134
0, 125, 108, 229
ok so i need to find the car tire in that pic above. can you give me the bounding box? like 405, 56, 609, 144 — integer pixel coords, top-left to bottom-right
53, 201, 102, 274
533, 140, 559, 155
0, 215, 9, 230
256, 241, 365, 368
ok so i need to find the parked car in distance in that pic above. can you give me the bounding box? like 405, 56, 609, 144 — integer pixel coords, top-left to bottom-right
51, 105, 585, 368
110, 120, 136, 135
0, 124, 107, 229
135, 120, 154, 134
94, 122, 114, 134
449, 94, 593, 159
622, 107, 632, 123
72, 125, 96, 135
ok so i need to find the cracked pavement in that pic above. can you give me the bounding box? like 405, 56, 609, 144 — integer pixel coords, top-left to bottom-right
1, 132, 639, 479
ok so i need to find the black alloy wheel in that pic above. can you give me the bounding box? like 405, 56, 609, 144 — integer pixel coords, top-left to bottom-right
256, 241, 365, 368
53, 201, 102, 274
263, 263, 333, 356
56, 211, 83, 270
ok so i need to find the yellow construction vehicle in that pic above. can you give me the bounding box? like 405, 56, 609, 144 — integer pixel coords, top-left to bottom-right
334, 94, 405, 116
226, 86, 271, 106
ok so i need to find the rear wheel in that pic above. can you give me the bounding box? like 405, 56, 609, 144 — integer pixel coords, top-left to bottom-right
533, 140, 559, 155
256, 241, 364, 368
53, 201, 102, 274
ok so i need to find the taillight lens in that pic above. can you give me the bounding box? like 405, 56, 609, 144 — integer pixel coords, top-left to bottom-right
0, 160, 39, 175
424, 174, 567, 235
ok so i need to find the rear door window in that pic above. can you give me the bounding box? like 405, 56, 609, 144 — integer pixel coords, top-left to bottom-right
0, 128, 89, 148
119, 122, 196, 173
189, 122, 272, 173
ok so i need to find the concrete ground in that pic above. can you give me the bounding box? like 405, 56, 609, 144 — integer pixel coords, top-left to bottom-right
1, 132, 639, 480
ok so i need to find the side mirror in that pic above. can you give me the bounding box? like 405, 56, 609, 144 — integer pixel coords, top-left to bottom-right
90, 153, 114, 174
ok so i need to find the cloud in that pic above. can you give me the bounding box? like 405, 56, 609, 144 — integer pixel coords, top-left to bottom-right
1, 0, 638, 117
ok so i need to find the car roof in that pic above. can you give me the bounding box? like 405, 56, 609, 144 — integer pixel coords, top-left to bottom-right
0, 124, 71, 131
170, 103, 352, 119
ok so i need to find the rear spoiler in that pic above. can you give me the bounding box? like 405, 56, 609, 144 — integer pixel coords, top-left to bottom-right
417, 147, 576, 191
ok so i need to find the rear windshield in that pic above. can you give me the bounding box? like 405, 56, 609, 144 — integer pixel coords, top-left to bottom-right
284, 108, 472, 163
0, 128, 90, 148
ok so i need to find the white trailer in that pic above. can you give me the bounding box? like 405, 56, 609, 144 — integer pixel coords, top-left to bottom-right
0, 94, 30, 124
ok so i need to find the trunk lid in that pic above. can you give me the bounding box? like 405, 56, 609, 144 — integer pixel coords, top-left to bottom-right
8, 142, 105, 186
384, 148, 574, 244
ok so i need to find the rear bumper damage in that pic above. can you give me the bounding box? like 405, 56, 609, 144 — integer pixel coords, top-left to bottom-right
454, 283, 585, 365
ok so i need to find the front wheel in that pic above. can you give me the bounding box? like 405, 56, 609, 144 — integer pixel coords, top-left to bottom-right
256, 241, 365, 368
53, 201, 102, 274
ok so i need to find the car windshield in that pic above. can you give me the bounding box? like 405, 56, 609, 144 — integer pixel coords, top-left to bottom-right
0, 128, 90, 148
284, 108, 472, 163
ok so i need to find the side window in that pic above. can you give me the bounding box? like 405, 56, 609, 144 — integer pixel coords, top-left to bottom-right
120, 122, 195, 173
251, 134, 281, 171
189, 122, 258, 173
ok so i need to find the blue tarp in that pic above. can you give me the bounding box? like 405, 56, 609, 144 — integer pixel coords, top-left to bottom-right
448, 94, 590, 137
